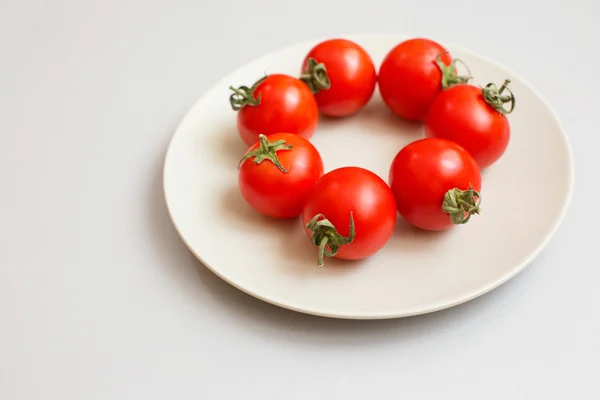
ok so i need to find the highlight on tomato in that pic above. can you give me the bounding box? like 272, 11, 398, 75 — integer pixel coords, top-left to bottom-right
301, 167, 397, 267
229, 74, 319, 146
299, 38, 377, 117
425, 79, 516, 169
378, 38, 472, 121
238, 133, 324, 219
388, 138, 482, 231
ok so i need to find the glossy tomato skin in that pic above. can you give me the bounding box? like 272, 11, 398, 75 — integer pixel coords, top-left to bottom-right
425, 84, 510, 169
236, 74, 319, 146
238, 133, 324, 219
301, 39, 377, 117
301, 167, 397, 261
378, 38, 453, 121
389, 138, 482, 231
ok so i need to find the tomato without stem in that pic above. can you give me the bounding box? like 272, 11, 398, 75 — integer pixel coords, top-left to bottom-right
378, 38, 471, 121
300, 38, 377, 117
229, 74, 319, 146
238, 133, 324, 219
389, 138, 482, 231
425, 79, 516, 169
301, 167, 397, 267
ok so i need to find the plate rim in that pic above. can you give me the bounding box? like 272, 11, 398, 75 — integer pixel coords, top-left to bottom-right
162, 32, 575, 320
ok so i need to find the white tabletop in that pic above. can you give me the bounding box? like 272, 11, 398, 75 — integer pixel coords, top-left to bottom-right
1, 0, 597, 398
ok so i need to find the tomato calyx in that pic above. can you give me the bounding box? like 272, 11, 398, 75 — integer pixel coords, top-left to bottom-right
305, 212, 355, 267
442, 185, 482, 225
229, 75, 268, 111
435, 53, 473, 90
482, 79, 516, 115
238, 134, 293, 173
299, 57, 331, 94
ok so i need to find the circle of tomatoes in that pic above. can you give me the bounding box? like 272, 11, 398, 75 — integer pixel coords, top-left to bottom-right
238, 133, 324, 219
425, 79, 515, 169
389, 138, 482, 231
226, 36, 518, 268
230, 74, 319, 146
301, 167, 397, 266
378, 38, 471, 121
300, 38, 377, 117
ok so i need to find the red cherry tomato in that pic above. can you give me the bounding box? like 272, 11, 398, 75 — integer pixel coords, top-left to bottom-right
389, 138, 482, 231
238, 133, 324, 219
229, 74, 319, 146
301, 167, 397, 266
378, 38, 471, 121
425, 79, 515, 169
300, 38, 377, 117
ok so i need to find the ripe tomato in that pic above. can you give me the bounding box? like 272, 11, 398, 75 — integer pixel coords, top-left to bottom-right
229, 74, 319, 146
378, 38, 471, 121
425, 79, 516, 169
238, 133, 324, 219
389, 138, 482, 231
300, 38, 377, 117
301, 167, 397, 266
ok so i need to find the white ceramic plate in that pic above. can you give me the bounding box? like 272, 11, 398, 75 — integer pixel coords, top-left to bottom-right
163, 34, 574, 319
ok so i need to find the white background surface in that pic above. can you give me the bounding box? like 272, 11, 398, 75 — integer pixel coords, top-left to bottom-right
0, 0, 597, 398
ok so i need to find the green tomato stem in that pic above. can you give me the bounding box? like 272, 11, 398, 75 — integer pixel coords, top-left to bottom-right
299, 57, 331, 94
435, 53, 473, 90
305, 212, 355, 267
482, 79, 516, 114
442, 185, 481, 225
229, 75, 268, 111
238, 134, 293, 173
